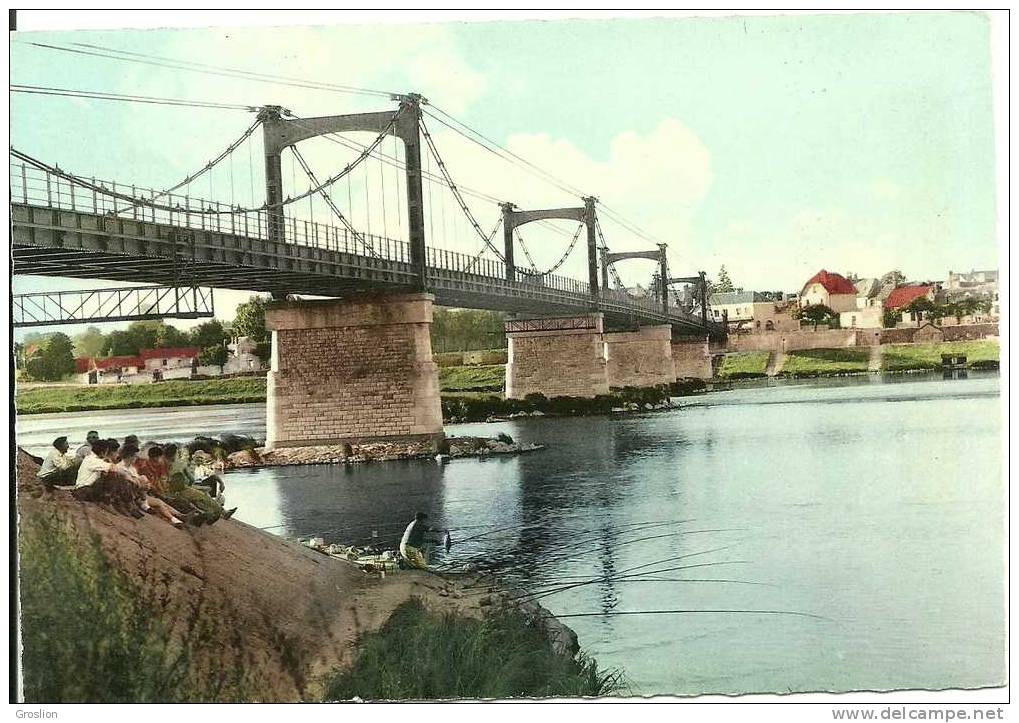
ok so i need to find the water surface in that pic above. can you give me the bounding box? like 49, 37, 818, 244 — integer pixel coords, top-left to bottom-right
15, 373, 1005, 695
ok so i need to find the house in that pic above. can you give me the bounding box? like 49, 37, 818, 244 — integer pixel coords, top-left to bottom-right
223, 337, 264, 375
838, 278, 886, 329
884, 284, 937, 326
75, 346, 218, 385
709, 291, 799, 332
942, 269, 999, 319
75, 355, 144, 385
799, 270, 858, 312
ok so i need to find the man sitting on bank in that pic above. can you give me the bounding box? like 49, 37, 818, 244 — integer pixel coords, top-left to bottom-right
37, 436, 78, 488
399, 512, 442, 570
75, 431, 100, 461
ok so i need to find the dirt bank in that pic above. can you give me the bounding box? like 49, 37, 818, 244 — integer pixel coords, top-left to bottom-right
15, 450, 486, 701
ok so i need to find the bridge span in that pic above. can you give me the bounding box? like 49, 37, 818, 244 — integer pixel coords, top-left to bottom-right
12, 93, 722, 449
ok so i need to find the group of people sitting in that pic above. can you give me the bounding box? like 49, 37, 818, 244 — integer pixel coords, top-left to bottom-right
36, 430, 237, 529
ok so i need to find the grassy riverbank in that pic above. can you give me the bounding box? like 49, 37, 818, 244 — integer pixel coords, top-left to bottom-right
18, 453, 613, 702
778, 348, 870, 377
716, 352, 770, 379
15, 377, 268, 414
881, 340, 999, 372
325, 599, 619, 700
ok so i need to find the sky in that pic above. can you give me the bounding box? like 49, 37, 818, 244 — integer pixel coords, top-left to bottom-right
9, 11, 1001, 339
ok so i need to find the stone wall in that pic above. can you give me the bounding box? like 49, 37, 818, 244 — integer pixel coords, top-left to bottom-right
672, 337, 713, 380
725, 323, 999, 353
604, 325, 674, 388
264, 294, 443, 448
505, 315, 609, 399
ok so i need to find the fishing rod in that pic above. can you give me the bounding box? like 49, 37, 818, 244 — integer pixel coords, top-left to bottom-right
508, 545, 739, 597
553, 608, 830, 621
521, 560, 751, 603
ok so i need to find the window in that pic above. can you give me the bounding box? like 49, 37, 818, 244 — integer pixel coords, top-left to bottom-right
765, 320, 775, 331
851, 315, 857, 327
162, 359, 168, 366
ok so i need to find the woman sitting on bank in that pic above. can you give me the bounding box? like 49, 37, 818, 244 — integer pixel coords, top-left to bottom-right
116, 443, 188, 529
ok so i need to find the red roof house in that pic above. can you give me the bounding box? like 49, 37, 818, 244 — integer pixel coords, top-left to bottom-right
800, 270, 858, 297
138, 347, 200, 361
883, 285, 936, 310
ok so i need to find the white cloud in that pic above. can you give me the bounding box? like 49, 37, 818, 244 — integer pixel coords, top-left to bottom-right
407, 46, 486, 114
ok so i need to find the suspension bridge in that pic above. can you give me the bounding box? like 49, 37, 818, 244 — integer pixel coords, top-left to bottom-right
12, 62, 723, 447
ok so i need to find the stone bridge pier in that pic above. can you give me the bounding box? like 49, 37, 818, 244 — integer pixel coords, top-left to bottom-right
603, 325, 675, 389
504, 314, 609, 399
264, 293, 443, 449
671, 336, 714, 380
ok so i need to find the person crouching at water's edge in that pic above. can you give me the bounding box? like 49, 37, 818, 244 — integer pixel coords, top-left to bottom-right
400, 512, 442, 570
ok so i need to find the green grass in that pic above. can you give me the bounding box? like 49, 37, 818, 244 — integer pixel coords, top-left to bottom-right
778, 348, 871, 377
324, 599, 622, 701
19, 512, 254, 702
881, 340, 1000, 372
16, 367, 513, 414
439, 364, 505, 392
716, 352, 770, 379
15, 377, 267, 414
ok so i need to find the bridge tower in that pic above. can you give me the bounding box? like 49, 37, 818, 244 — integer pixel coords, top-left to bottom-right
500, 196, 600, 301
259, 94, 428, 290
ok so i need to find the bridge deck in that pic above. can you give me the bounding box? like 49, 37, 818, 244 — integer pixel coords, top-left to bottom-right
10, 165, 722, 336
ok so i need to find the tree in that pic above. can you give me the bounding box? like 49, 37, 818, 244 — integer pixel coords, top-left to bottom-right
72, 327, 106, 358
232, 296, 269, 344
189, 319, 228, 351
102, 330, 137, 357
882, 308, 901, 328
199, 345, 228, 367
880, 270, 906, 287
24, 333, 75, 381
714, 265, 736, 294
794, 303, 838, 331
155, 323, 191, 348
902, 297, 937, 327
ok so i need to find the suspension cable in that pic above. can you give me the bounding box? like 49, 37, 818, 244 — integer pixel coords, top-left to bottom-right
515, 228, 539, 272
463, 217, 505, 274
517, 220, 586, 278
10, 83, 259, 111
290, 144, 382, 259
10, 108, 399, 216
420, 116, 505, 261
112, 117, 261, 214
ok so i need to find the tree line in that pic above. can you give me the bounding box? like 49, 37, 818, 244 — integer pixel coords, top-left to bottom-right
15, 296, 270, 382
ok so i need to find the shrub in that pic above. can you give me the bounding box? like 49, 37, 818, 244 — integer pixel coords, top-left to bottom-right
324, 599, 622, 701
18, 513, 254, 702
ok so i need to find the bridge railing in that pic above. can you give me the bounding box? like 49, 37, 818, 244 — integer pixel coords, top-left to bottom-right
11, 160, 708, 327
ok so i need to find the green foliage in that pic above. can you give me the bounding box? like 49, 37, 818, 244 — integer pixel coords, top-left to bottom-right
18, 513, 253, 702
882, 308, 901, 328
431, 309, 507, 353
717, 352, 770, 379
72, 327, 106, 358
794, 303, 839, 330
881, 341, 999, 372
199, 345, 228, 367
98, 321, 192, 357
712, 265, 737, 294
439, 364, 505, 392
23, 332, 75, 381
778, 348, 870, 377
902, 296, 937, 326
233, 296, 270, 344
324, 599, 621, 701
189, 319, 228, 351
15, 377, 267, 414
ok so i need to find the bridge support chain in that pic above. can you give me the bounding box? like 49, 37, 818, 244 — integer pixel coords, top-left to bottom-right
264, 293, 443, 449
504, 314, 609, 400
604, 325, 675, 389
671, 335, 714, 381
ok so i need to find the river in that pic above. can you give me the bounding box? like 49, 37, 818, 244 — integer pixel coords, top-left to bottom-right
15, 372, 1005, 696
